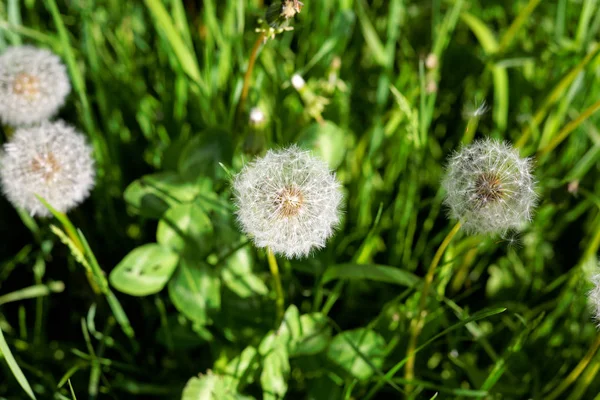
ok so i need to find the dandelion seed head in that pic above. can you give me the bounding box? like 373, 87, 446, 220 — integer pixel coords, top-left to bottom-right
589, 274, 600, 328
233, 145, 343, 258
0, 46, 71, 126
441, 138, 537, 235
0, 120, 95, 217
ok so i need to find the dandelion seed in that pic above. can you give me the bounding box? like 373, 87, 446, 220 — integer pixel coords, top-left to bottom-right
0, 120, 95, 217
463, 99, 490, 119
441, 138, 537, 235
0, 46, 71, 126
233, 146, 343, 258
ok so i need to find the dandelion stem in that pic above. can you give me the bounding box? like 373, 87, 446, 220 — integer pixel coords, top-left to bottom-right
546, 334, 600, 400
238, 32, 266, 116
267, 247, 285, 323
404, 221, 462, 393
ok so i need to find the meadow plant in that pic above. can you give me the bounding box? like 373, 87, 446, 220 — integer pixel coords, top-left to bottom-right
0, 46, 70, 126
0, 120, 95, 216
233, 145, 343, 258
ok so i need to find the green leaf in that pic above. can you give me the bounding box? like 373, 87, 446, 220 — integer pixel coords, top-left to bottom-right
291, 313, 332, 357
109, 244, 179, 296
0, 327, 36, 399
327, 328, 386, 381
178, 130, 234, 180
144, 0, 207, 94
124, 172, 201, 218
460, 11, 499, 54
182, 372, 255, 400
322, 264, 420, 287
260, 340, 290, 400
157, 203, 213, 254
221, 247, 268, 298
0, 282, 64, 306
168, 259, 221, 326
221, 346, 260, 387
297, 122, 347, 169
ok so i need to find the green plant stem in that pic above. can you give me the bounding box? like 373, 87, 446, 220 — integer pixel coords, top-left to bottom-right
267, 247, 285, 323
404, 221, 462, 393
515, 43, 600, 149
538, 99, 600, 156
546, 334, 600, 400
238, 32, 266, 116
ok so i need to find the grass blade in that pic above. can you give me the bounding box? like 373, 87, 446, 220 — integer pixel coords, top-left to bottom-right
0, 326, 37, 399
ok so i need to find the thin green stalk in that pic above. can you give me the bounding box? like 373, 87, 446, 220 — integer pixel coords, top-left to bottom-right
538, 99, 600, 156
515, 43, 600, 149
267, 247, 285, 323
404, 221, 462, 393
497, 0, 543, 53
238, 32, 266, 117
546, 334, 600, 400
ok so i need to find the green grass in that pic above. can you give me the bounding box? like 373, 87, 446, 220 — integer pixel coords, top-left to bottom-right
1, 0, 600, 399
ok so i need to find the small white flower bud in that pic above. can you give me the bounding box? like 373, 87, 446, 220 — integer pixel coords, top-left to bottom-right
233, 146, 343, 258
0, 120, 95, 217
0, 46, 71, 126
291, 74, 306, 90
249, 107, 266, 126
441, 138, 537, 235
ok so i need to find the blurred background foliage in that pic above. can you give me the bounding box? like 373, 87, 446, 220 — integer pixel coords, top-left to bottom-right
1, 0, 600, 399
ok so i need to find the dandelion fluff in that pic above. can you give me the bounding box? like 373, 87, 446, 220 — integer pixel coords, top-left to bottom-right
441, 138, 536, 235
0, 120, 95, 217
0, 46, 71, 126
233, 146, 343, 258
589, 274, 600, 327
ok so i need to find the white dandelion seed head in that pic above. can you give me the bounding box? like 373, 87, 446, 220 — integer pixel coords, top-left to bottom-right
233, 145, 343, 258
441, 138, 537, 235
291, 74, 305, 90
0, 120, 95, 217
589, 274, 600, 328
0, 45, 71, 126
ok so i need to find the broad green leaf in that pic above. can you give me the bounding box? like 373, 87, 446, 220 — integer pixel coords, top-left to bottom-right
322, 264, 420, 287
182, 372, 255, 400
0, 327, 36, 399
297, 122, 347, 169
221, 247, 268, 298
221, 346, 259, 387
109, 244, 179, 296
168, 260, 220, 325
260, 340, 290, 400
124, 172, 201, 218
156, 316, 208, 351
178, 130, 234, 180
157, 203, 213, 254
327, 328, 386, 380
292, 313, 332, 357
